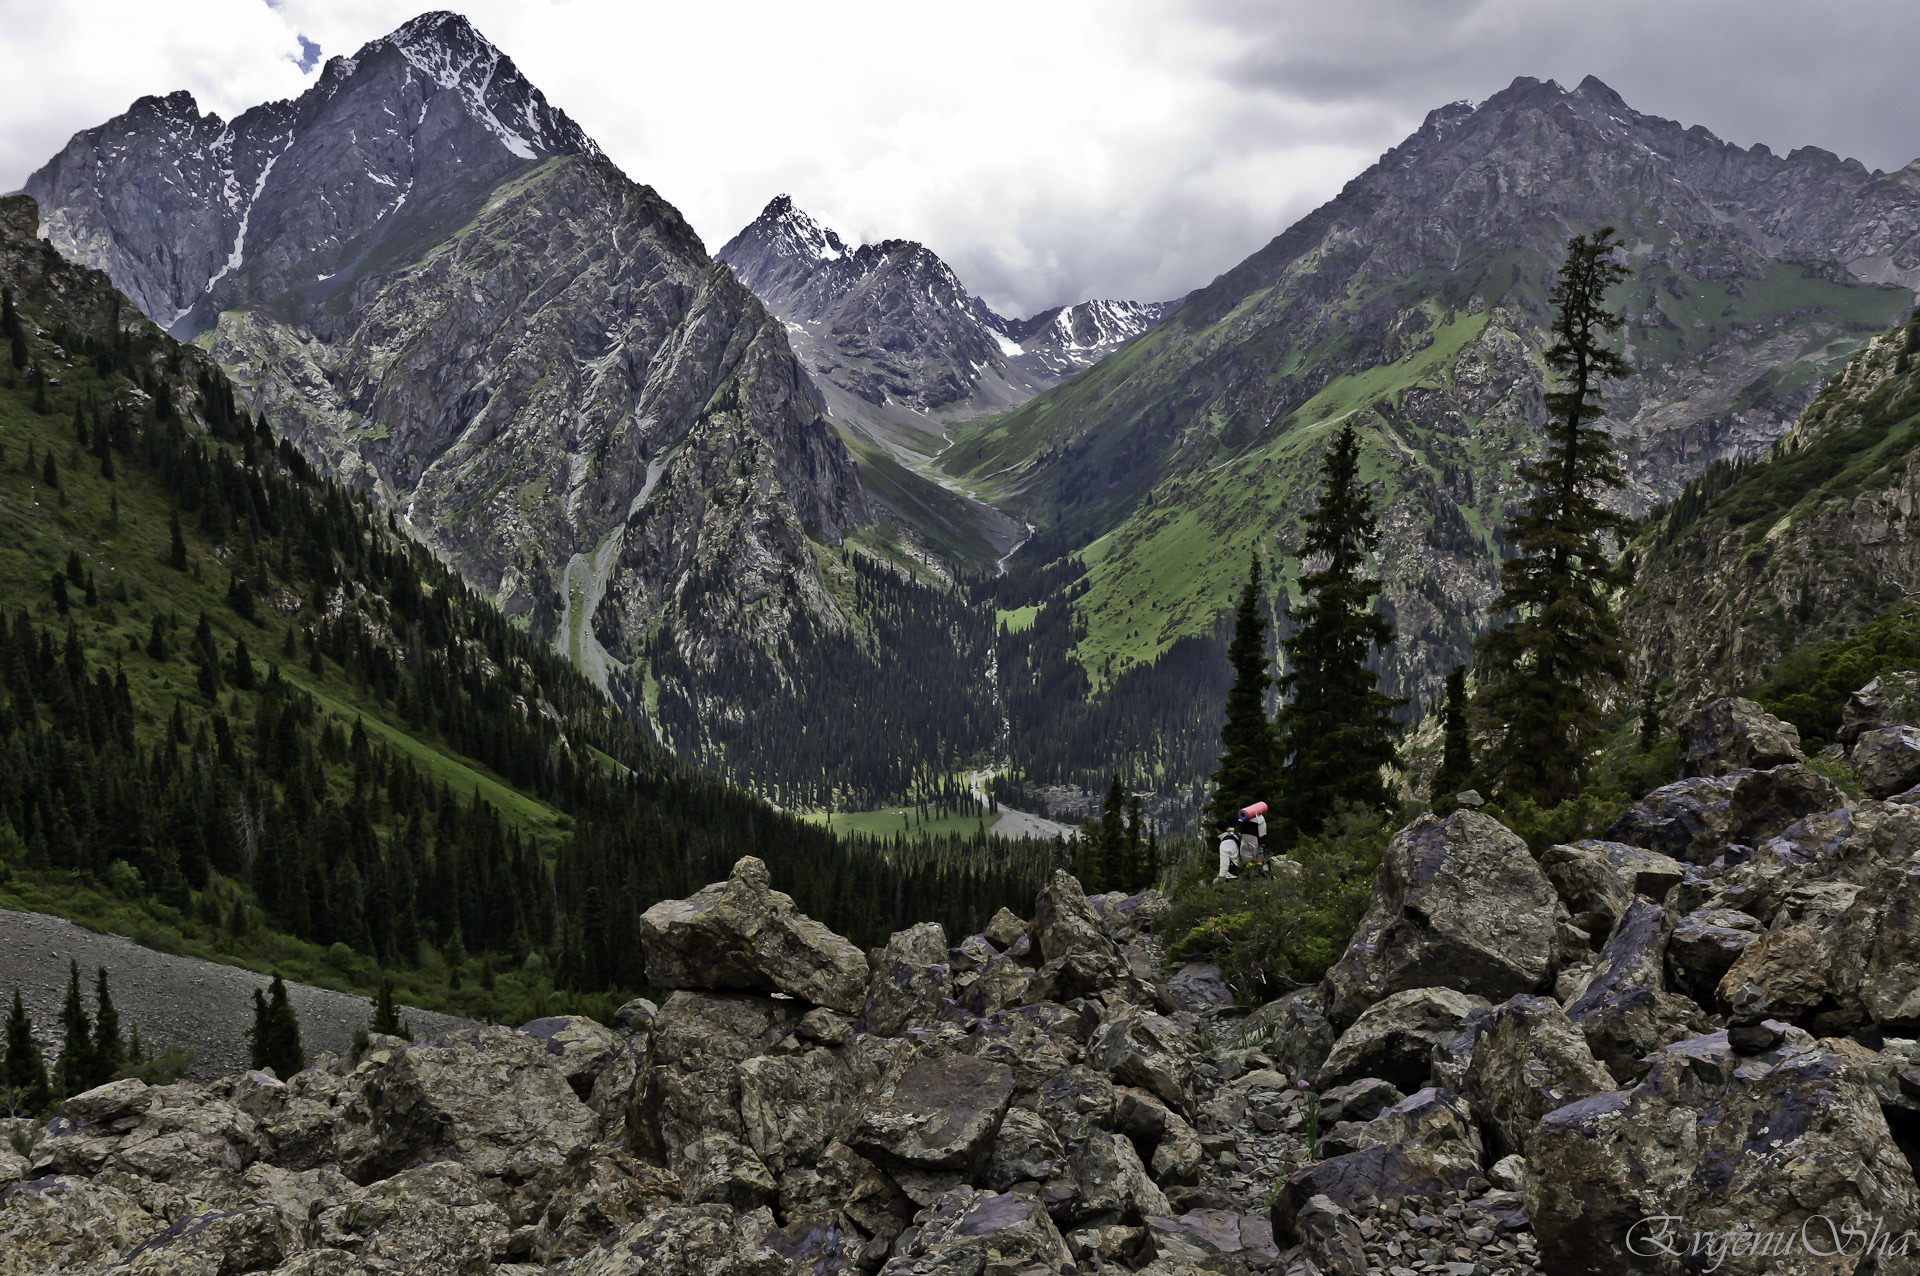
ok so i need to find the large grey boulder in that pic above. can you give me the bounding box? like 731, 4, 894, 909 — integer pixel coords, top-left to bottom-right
1714, 921, 1837, 1029
1565, 900, 1707, 1083
1828, 851, 1920, 1032
1087, 1008, 1195, 1114
561, 1203, 790, 1276
637, 857, 869, 1013
1464, 994, 1615, 1158
877, 1186, 1073, 1276
1316, 987, 1488, 1093
332, 1026, 596, 1207
1031, 870, 1122, 965
1539, 840, 1684, 936
1664, 908, 1764, 1002
518, 1016, 622, 1102
1293, 1194, 1369, 1276
1727, 763, 1846, 846
1679, 696, 1803, 777
848, 1056, 1015, 1176
1526, 1033, 1920, 1276
1143, 1210, 1280, 1268
1321, 811, 1559, 1027
631, 991, 803, 1178
1239, 986, 1335, 1084
1855, 725, 1920, 799
864, 922, 952, 1036
1602, 773, 1744, 863
1841, 672, 1920, 746
1270, 1087, 1482, 1241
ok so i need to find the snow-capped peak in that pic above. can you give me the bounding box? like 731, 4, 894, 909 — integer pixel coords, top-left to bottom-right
757, 195, 848, 263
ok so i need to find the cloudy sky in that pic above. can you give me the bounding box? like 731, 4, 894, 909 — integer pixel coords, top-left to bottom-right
4, 0, 1917, 317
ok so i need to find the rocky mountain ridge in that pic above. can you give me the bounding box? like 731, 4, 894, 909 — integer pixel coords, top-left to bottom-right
18, 13, 872, 746
941, 74, 1919, 717
5, 692, 1915, 1274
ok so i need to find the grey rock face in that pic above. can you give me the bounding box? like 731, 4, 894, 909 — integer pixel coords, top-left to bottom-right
1322, 811, 1559, 1026
1679, 697, 1805, 777
24, 16, 867, 730
863, 922, 952, 1037
637, 857, 869, 1014
848, 1057, 1016, 1176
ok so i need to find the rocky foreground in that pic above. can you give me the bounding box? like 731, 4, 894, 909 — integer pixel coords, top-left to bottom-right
3, 691, 1919, 1274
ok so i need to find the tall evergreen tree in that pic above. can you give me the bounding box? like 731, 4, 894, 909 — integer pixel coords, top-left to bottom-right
1475, 228, 1636, 805
1208, 554, 1278, 823
247, 975, 304, 1078
168, 509, 187, 571
52, 959, 92, 1097
4, 987, 50, 1114
371, 977, 409, 1039
88, 966, 123, 1088
1274, 423, 1402, 841
1432, 665, 1474, 802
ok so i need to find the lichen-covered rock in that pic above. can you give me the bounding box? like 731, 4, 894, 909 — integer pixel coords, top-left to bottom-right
982, 908, 1028, 950
1715, 921, 1836, 1027
1087, 1008, 1194, 1114
737, 1047, 864, 1178
674, 1132, 778, 1210
561, 1203, 790, 1276
1526, 1033, 1920, 1276
1728, 763, 1846, 846
1240, 986, 1336, 1084
1271, 1088, 1482, 1241
984, 1107, 1064, 1191
776, 1140, 914, 1245
1163, 963, 1234, 1015
864, 922, 952, 1037
1464, 994, 1614, 1158
1602, 773, 1744, 863
321, 1159, 511, 1273
1828, 852, 1920, 1031
964, 1001, 1088, 1095
1539, 840, 1684, 936
59, 1078, 152, 1128
637, 858, 869, 1013
1321, 811, 1558, 1027
1664, 907, 1764, 1002
1841, 672, 1920, 745
1316, 987, 1488, 1093
519, 1016, 622, 1102
878, 1186, 1073, 1276
533, 1146, 681, 1265
105, 1087, 263, 1197
1565, 900, 1707, 1082
849, 1056, 1015, 1176
113, 1201, 285, 1274
1293, 1193, 1369, 1276
1143, 1210, 1279, 1268
1679, 697, 1803, 777
333, 1024, 595, 1189
1855, 725, 1920, 798
0, 1173, 162, 1274
1031, 871, 1123, 966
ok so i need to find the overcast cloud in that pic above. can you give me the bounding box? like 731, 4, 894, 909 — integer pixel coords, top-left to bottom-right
3, 1, 1917, 317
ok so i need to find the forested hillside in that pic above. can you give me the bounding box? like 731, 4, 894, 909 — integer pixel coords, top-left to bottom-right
0, 194, 1054, 1025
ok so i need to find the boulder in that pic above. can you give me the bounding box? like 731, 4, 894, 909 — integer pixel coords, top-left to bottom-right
864, 922, 952, 1037
637, 857, 869, 1013
1664, 908, 1763, 1002
1679, 696, 1803, 777
877, 1186, 1073, 1276
105, 1086, 263, 1196
955, 955, 1031, 1016
1316, 987, 1488, 1093
1087, 1009, 1194, 1114
1828, 851, 1920, 1032
776, 1140, 914, 1244
0, 1174, 162, 1273
1034, 1066, 1117, 1144
58, 1078, 152, 1128
1292, 1194, 1368, 1276
1239, 986, 1335, 1083
1463, 994, 1614, 1158
1603, 773, 1744, 863
1143, 1210, 1279, 1268
984, 1106, 1064, 1190
1715, 922, 1836, 1028
1727, 763, 1845, 845
562, 1203, 790, 1276
518, 1016, 622, 1102
1855, 725, 1920, 799
1163, 963, 1235, 1015
1271, 1088, 1482, 1241
1565, 900, 1707, 1083
321, 1159, 512, 1272
946, 934, 996, 974
964, 1001, 1088, 1094
737, 1047, 864, 1177
532, 1146, 681, 1266
1526, 1033, 1920, 1276
982, 908, 1028, 950
1109, 1087, 1202, 1186
1539, 840, 1685, 935
333, 1025, 596, 1189
1841, 671, 1920, 745
1316, 1077, 1405, 1125
1321, 811, 1558, 1027
674, 1132, 777, 1210
639, 991, 805, 1174
848, 1056, 1015, 1176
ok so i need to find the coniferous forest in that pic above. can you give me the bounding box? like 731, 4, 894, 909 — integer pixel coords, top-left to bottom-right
0, 204, 1055, 1031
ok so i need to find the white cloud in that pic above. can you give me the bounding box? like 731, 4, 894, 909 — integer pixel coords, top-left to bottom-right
4, 0, 1919, 317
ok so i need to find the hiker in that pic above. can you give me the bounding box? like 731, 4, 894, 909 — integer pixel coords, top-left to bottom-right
1216, 821, 1240, 880
1238, 802, 1269, 876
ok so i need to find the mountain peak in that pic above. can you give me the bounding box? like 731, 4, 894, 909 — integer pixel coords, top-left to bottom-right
733, 195, 848, 266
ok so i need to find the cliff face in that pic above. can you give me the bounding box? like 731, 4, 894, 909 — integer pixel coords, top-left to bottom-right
22, 12, 868, 724
1627, 314, 1920, 705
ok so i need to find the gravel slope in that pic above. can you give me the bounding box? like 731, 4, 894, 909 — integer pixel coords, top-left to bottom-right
0, 908, 477, 1079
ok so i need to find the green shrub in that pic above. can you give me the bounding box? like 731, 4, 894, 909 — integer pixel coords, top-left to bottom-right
327, 942, 356, 971
105, 860, 143, 898
1750, 604, 1920, 748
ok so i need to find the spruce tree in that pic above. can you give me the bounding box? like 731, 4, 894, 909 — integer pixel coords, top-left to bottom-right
169, 509, 187, 571
1208, 554, 1278, 823
371, 978, 409, 1039
248, 975, 304, 1077
52, 959, 92, 1097
1432, 665, 1474, 802
4, 987, 50, 1114
1274, 423, 1402, 842
1475, 229, 1636, 805
88, 966, 123, 1087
